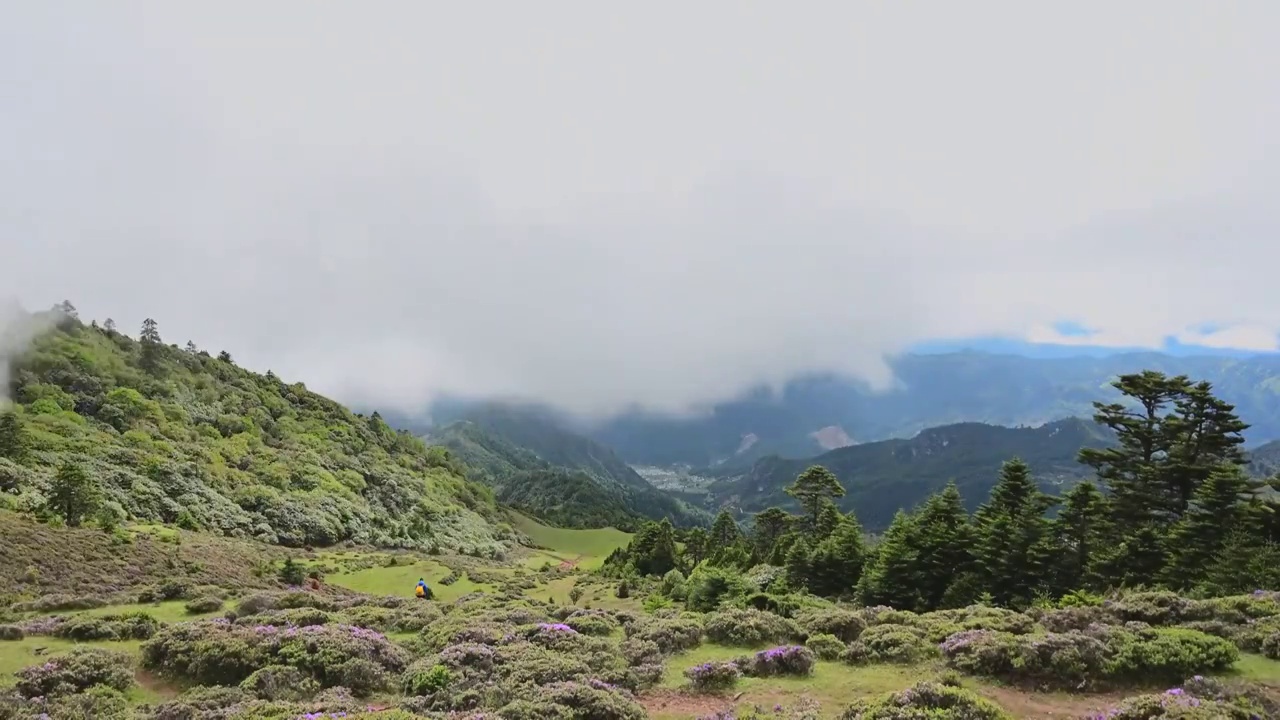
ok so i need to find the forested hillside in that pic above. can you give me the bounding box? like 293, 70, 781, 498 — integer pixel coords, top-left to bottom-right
0, 307, 512, 554
704, 418, 1113, 530
427, 418, 710, 530
586, 351, 1280, 465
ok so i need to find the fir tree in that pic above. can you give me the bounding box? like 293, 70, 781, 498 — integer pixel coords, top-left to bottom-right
1049, 480, 1109, 593
1162, 465, 1252, 586
856, 510, 922, 610
751, 507, 792, 562
0, 411, 26, 462
139, 318, 164, 374
910, 483, 974, 610
971, 459, 1055, 607
807, 513, 867, 597
786, 465, 846, 531
46, 461, 101, 527
784, 537, 812, 591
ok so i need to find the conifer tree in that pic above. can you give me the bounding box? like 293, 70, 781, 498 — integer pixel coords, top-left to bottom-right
807, 513, 867, 597
814, 498, 843, 541
0, 411, 26, 462
784, 537, 812, 590
139, 318, 164, 374
751, 507, 792, 562
971, 459, 1055, 607
1049, 480, 1109, 593
910, 484, 974, 610
1162, 465, 1252, 586
786, 465, 846, 531
856, 510, 922, 610
46, 461, 101, 527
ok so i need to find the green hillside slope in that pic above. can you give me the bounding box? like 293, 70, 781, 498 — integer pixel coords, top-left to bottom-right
0, 310, 511, 554
427, 418, 710, 530
705, 417, 1114, 530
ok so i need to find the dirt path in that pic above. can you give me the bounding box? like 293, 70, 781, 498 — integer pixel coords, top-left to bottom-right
640, 689, 735, 719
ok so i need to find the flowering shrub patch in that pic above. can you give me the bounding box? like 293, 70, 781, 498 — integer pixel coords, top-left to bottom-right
141, 619, 407, 695
684, 660, 742, 691
741, 645, 817, 677
839, 681, 1013, 720
13, 647, 136, 699
623, 616, 703, 654
940, 624, 1239, 689
1086, 676, 1280, 720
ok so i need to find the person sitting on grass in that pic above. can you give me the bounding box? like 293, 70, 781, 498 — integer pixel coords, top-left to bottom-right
415, 578, 432, 599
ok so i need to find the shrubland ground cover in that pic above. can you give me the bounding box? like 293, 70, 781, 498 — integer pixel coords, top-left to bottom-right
2, 505, 1279, 720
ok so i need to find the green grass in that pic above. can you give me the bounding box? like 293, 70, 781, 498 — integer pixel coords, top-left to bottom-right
510, 512, 631, 570
649, 645, 930, 719
0, 637, 144, 685
327, 559, 494, 602
53, 600, 221, 624
1229, 653, 1280, 685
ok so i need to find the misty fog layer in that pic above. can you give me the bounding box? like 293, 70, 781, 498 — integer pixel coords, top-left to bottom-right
3, 3, 1279, 416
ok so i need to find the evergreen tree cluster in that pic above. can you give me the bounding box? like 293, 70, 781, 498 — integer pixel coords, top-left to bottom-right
607, 371, 1280, 608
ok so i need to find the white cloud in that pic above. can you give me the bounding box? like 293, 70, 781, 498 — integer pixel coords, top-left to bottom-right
2, 2, 1279, 417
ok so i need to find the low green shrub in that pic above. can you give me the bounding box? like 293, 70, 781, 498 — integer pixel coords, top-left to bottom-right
805, 632, 846, 660
703, 608, 800, 647
185, 595, 225, 614
840, 681, 1013, 720
14, 647, 136, 699
53, 611, 160, 641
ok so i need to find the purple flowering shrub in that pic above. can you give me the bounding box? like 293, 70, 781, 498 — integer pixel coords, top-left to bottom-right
741, 645, 817, 677
703, 608, 801, 647
565, 611, 618, 636
838, 681, 1013, 720
1032, 605, 1112, 633
142, 684, 377, 720
940, 624, 1238, 690
683, 660, 742, 691
522, 622, 589, 652
13, 647, 136, 699
240, 664, 321, 701
795, 608, 866, 643
1086, 678, 1279, 720
517, 680, 646, 720
6, 684, 132, 719
141, 619, 407, 695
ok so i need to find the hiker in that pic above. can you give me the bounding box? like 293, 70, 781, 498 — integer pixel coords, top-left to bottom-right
415, 578, 432, 600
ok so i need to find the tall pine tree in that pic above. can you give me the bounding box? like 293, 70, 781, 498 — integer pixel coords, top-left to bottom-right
786, 465, 846, 532
971, 459, 1055, 608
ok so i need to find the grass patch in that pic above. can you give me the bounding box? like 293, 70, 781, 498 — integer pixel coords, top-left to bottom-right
1227, 653, 1280, 685
327, 559, 494, 601
510, 512, 631, 570
0, 637, 144, 685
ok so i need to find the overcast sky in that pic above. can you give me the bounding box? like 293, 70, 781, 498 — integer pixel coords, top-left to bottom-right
3, 2, 1279, 416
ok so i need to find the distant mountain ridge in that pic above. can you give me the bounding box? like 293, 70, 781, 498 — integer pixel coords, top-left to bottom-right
581, 351, 1280, 466
701, 417, 1116, 531
420, 405, 710, 530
